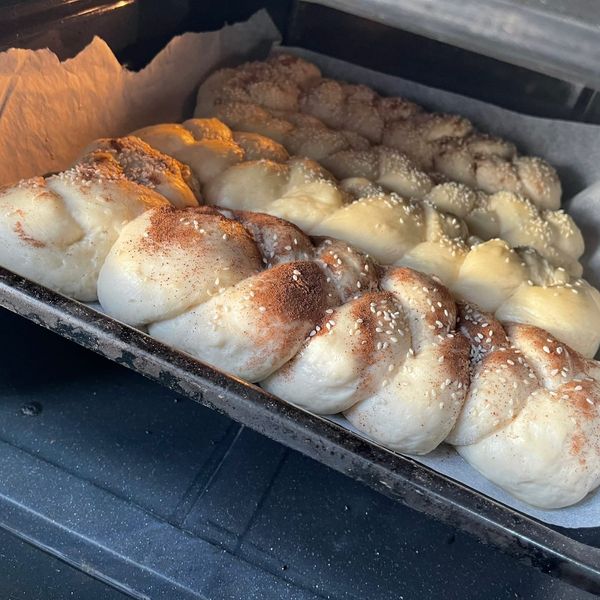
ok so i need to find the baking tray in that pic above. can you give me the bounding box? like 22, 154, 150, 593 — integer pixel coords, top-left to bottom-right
2, 266, 600, 594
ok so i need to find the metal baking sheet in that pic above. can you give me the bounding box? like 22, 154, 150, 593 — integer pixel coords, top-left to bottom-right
1, 266, 599, 593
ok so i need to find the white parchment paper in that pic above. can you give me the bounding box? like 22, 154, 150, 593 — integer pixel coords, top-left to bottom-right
0, 11, 599, 527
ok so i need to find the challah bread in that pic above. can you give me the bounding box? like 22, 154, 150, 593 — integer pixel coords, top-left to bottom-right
98, 206, 600, 507
447, 305, 600, 509
78, 136, 200, 209
195, 54, 561, 209
200, 103, 580, 273
101, 206, 472, 451
131, 118, 289, 185
0, 156, 171, 301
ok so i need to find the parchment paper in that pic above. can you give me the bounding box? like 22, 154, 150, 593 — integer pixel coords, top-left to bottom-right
1, 10, 599, 527
0, 11, 280, 184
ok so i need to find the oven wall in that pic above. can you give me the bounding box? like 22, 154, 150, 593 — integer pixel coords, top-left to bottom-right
287, 2, 599, 123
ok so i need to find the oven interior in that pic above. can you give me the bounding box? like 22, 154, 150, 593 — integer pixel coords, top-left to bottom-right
1, 0, 600, 596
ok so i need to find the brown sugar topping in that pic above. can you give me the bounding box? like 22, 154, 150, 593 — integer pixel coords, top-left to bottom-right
67, 153, 125, 183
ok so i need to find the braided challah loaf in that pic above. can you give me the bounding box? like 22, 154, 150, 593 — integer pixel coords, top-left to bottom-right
204, 103, 581, 275
98, 205, 600, 508
0, 137, 199, 300
194, 54, 561, 209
